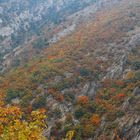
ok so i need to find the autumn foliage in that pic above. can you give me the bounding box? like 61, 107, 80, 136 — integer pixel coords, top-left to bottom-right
117, 93, 126, 98
0, 105, 47, 140
0, 1, 139, 139
90, 114, 101, 126
77, 96, 89, 105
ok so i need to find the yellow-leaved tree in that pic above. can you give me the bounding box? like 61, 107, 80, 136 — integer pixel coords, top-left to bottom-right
0, 106, 47, 140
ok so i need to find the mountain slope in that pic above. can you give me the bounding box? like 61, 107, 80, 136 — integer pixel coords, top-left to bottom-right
0, 0, 140, 139
0, 0, 121, 72
0, 0, 97, 72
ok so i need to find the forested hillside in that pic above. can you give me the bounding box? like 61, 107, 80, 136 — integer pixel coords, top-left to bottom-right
0, 0, 101, 72
0, 0, 140, 140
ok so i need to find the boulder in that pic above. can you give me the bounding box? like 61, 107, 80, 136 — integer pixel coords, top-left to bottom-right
133, 87, 140, 96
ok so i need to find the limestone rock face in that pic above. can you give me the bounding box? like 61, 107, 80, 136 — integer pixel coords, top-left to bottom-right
117, 114, 140, 140
133, 87, 140, 96
81, 82, 98, 98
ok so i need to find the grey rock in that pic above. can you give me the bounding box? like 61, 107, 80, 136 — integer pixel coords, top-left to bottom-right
54, 76, 63, 83
64, 72, 73, 78
133, 87, 140, 96
81, 81, 97, 98
11, 98, 20, 104
128, 34, 140, 48
122, 97, 131, 111
118, 114, 140, 140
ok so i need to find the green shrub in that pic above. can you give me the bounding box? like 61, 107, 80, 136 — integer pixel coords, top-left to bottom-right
50, 58, 64, 63
132, 61, 140, 70
135, 72, 140, 81
32, 95, 46, 109
79, 68, 90, 77
74, 106, 86, 119
32, 38, 49, 49
52, 108, 62, 118
64, 92, 75, 102
6, 89, 25, 103
20, 93, 33, 108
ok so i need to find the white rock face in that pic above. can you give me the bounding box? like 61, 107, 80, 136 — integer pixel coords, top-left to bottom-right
49, 24, 76, 43
0, 19, 2, 24
0, 26, 14, 36
0, 6, 3, 14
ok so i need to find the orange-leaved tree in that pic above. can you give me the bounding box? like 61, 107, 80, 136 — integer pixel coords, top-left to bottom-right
90, 114, 101, 126
77, 96, 89, 105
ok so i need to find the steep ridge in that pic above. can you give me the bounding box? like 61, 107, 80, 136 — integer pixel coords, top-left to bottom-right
0, 0, 97, 72
0, 0, 121, 72
0, 0, 140, 139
